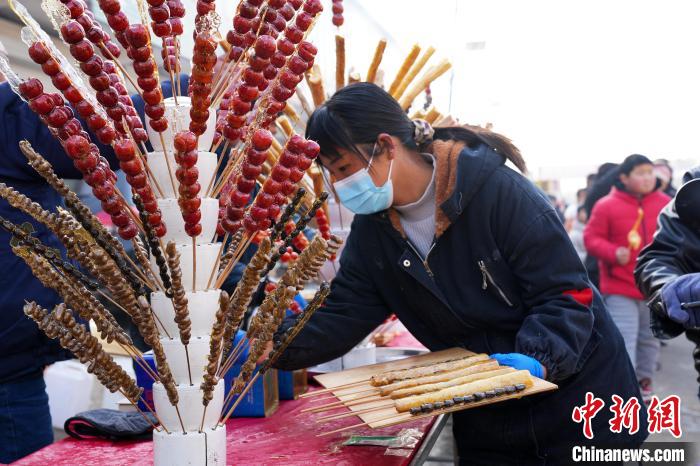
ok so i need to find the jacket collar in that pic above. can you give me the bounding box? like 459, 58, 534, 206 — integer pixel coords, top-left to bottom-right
610, 186, 662, 206
384, 140, 506, 239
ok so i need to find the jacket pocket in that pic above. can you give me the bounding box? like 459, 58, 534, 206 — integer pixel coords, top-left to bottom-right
478, 260, 514, 307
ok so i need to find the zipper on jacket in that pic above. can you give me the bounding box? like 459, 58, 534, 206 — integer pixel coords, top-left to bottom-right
406, 240, 437, 278
478, 260, 514, 306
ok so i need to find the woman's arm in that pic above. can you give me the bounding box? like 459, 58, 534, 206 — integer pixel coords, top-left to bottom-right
273, 224, 391, 371
493, 170, 595, 382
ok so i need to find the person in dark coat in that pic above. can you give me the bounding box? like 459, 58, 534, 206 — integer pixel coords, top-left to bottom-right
272, 83, 647, 465
635, 168, 700, 400
0, 69, 182, 462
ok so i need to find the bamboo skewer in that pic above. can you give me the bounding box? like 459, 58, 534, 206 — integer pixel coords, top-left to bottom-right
205, 233, 229, 290
214, 235, 253, 289
314, 403, 395, 423
308, 387, 380, 403
299, 380, 369, 398
158, 133, 178, 196
301, 393, 386, 414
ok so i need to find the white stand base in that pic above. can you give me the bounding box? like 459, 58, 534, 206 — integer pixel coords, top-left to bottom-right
151, 289, 222, 338
160, 336, 211, 385
153, 424, 226, 466
152, 381, 224, 432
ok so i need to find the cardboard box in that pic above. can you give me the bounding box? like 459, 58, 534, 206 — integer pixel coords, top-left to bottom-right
278, 369, 308, 400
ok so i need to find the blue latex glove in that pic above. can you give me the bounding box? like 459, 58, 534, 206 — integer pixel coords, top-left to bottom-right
661, 273, 700, 328
491, 353, 545, 379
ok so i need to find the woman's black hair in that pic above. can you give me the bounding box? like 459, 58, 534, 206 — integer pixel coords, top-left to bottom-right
305, 82, 526, 173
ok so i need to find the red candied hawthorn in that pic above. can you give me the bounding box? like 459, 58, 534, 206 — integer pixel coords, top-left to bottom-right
173, 130, 202, 237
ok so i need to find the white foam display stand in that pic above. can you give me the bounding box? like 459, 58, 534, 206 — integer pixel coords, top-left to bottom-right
153, 425, 226, 466
152, 381, 224, 432
160, 336, 211, 385
158, 197, 219, 246
147, 97, 217, 151
147, 150, 217, 199
152, 289, 222, 338
149, 94, 227, 465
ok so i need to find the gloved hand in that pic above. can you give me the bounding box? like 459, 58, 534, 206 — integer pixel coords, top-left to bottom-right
661, 273, 700, 328
491, 353, 545, 379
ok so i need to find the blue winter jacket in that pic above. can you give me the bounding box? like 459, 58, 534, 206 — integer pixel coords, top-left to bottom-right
275, 142, 648, 459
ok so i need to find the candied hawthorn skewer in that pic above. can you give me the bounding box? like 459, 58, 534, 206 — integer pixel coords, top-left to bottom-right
15, 77, 138, 239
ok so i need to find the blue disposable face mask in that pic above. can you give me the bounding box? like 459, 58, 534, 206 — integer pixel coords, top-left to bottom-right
332, 144, 394, 215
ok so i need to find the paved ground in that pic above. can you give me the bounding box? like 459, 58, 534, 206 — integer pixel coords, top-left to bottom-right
424, 335, 700, 465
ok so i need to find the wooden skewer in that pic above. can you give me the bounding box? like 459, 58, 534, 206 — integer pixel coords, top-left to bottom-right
123, 117, 167, 201
185, 344, 193, 386
205, 141, 230, 195
174, 403, 187, 433
218, 370, 259, 426
102, 46, 140, 92
128, 239, 163, 291
199, 404, 208, 433
158, 132, 178, 196
116, 388, 165, 433
301, 394, 386, 414
299, 380, 368, 397
217, 336, 249, 380
314, 403, 395, 422
316, 412, 414, 437
317, 421, 367, 437
206, 233, 228, 290
308, 387, 380, 403
192, 237, 197, 292
214, 234, 253, 289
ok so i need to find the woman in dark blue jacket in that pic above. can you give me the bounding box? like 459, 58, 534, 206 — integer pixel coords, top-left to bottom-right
273, 84, 647, 464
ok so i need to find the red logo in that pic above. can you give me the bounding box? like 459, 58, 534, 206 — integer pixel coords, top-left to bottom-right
572, 392, 606, 439
573, 393, 683, 439
647, 395, 682, 438
609, 395, 641, 435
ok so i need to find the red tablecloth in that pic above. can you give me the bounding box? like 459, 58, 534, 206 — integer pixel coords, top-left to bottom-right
13, 388, 435, 466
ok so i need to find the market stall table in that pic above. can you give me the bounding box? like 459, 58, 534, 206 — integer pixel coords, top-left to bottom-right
10, 385, 444, 466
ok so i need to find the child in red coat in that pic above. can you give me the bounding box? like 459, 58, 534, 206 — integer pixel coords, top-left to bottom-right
584, 154, 671, 401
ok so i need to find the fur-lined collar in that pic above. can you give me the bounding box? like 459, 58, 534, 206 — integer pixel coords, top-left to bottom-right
388, 140, 466, 239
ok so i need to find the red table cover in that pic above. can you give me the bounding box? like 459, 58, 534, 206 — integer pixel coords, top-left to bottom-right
12, 388, 435, 466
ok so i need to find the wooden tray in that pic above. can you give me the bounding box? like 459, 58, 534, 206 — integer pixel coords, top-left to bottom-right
314, 348, 558, 429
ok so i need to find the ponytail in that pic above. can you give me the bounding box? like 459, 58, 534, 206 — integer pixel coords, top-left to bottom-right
307, 82, 526, 174
429, 125, 527, 174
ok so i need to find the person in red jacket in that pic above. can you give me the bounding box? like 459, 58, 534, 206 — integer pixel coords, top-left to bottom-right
584, 154, 671, 401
